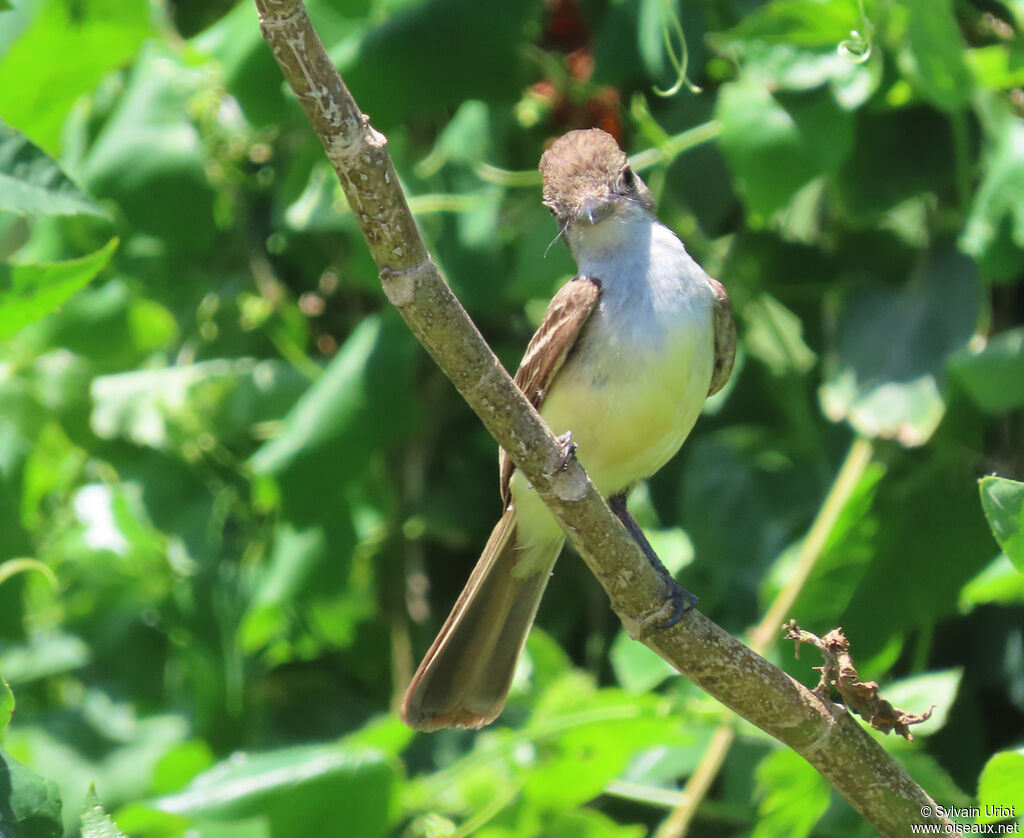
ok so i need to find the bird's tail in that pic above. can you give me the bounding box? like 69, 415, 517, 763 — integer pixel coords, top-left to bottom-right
400, 508, 564, 730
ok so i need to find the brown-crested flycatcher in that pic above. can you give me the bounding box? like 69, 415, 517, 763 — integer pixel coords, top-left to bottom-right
401, 128, 735, 731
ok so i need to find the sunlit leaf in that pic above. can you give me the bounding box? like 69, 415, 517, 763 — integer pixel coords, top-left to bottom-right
609, 629, 675, 694
0, 239, 117, 339
521, 682, 687, 811
34, 279, 179, 370
877, 669, 962, 737
898, 0, 972, 112
81, 786, 128, 838
546, 809, 646, 838
239, 522, 329, 651
751, 748, 830, 838
959, 555, 1024, 611
977, 749, 1024, 824
0, 0, 154, 153
91, 359, 297, 451
716, 78, 853, 218
979, 476, 1024, 571
150, 741, 217, 796
0, 677, 12, 741
0, 634, 90, 684
152, 745, 397, 838
768, 456, 885, 624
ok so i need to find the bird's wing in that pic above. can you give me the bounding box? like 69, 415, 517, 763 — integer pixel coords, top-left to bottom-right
707, 277, 735, 398
499, 275, 602, 506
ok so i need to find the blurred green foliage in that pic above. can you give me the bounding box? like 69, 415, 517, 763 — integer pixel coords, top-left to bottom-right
1, 0, 1023, 835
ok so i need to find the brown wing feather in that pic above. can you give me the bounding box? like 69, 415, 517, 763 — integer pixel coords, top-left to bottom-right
707, 277, 735, 398
499, 276, 602, 506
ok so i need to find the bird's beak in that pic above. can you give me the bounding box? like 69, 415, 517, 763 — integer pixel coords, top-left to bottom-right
575, 195, 615, 226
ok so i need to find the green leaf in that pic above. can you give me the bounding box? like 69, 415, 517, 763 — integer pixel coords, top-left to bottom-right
0, 677, 12, 742
979, 476, 1024, 571
340, 716, 416, 761
609, 630, 675, 694
521, 684, 689, 812
192, 0, 372, 128
714, 0, 860, 46
716, 78, 853, 218
545, 809, 646, 838
81, 786, 128, 838
91, 358, 294, 451
0, 634, 90, 684
966, 44, 1024, 92
0, 121, 108, 219
239, 522, 330, 651
0, 747, 63, 838
837, 107, 957, 219
711, 0, 880, 108
636, 0, 673, 86
77, 43, 216, 252
878, 669, 962, 737
0, 238, 117, 339
0, 0, 154, 154
36, 279, 178, 370
150, 741, 216, 795
750, 748, 830, 838
898, 0, 972, 112
819, 243, 978, 446
337, 0, 542, 130
977, 749, 1024, 824
249, 314, 419, 475
742, 292, 816, 376
948, 327, 1024, 413
771, 456, 885, 624
152, 744, 397, 838
960, 554, 1024, 611
961, 106, 1024, 282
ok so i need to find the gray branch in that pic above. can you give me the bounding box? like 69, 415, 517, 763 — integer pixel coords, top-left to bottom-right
254, 2, 959, 835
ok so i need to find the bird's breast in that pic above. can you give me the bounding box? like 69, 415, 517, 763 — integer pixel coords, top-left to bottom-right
538, 284, 714, 497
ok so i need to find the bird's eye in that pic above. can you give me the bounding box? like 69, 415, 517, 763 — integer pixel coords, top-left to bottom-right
620, 167, 635, 190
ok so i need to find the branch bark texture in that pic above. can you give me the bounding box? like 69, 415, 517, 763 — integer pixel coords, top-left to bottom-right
254, 2, 959, 834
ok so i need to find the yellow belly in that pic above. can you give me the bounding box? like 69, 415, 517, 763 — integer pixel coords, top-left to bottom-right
539, 328, 712, 496
510, 318, 713, 556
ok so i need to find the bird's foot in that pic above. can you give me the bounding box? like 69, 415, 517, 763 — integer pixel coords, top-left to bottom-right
554, 430, 576, 470
659, 579, 698, 627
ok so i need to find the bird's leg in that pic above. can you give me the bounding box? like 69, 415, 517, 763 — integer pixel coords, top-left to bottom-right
608, 492, 697, 627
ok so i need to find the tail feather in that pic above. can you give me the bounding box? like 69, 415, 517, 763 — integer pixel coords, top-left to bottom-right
401, 509, 564, 730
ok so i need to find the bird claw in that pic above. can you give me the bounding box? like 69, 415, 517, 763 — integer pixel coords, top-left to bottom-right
659, 581, 698, 628
555, 430, 576, 469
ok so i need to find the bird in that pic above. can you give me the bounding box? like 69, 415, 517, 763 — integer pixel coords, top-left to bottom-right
400, 128, 735, 731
